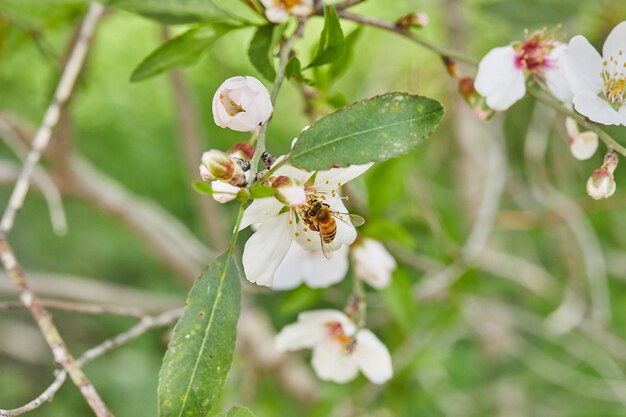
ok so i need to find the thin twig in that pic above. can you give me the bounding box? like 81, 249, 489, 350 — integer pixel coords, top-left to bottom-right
0, 239, 114, 417
0, 2, 104, 235
0, 308, 182, 417
0, 298, 146, 319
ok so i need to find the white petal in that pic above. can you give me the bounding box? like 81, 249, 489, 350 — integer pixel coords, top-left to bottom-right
227, 111, 261, 132
273, 164, 311, 184
272, 243, 349, 290
474, 45, 526, 110
290, 4, 313, 16
570, 131, 599, 161
265, 7, 289, 23
326, 197, 357, 247
313, 163, 373, 190
353, 329, 393, 384
276, 184, 307, 206
242, 213, 293, 286
275, 320, 327, 351
311, 340, 359, 383
211, 181, 239, 203
602, 21, 626, 59
352, 239, 396, 289
259, 0, 273, 7
297, 309, 354, 332
564, 35, 603, 95
545, 44, 573, 105
239, 197, 283, 230
565, 116, 579, 137
573, 91, 623, 125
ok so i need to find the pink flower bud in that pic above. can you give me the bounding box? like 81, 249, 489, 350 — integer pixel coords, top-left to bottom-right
586, 168, 616, 200
565, 117, 598, 160
212, 76, 272, 132
199, 164, 213, 181
200, 150, 244, 185
272, 176, 306, 206
211, 181, 240, 204
228, 142, 255, 161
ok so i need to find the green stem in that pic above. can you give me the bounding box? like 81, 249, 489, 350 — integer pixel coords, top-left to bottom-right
350, 273, 366, 329
249, 20, 307, 184
227, 202, 247, 256
528, 87, 626, 157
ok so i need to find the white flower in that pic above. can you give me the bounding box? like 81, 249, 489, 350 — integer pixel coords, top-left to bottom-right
475, 30, 568, 110
275, 309, 393, 384
351, 239, 396, 289
260, 0, 313, 23
212, 76, 273, 132
240, 163, 371, 286
272, 242, 349, 290
272, 176, 307, 207
563, 21, 626, 126
565, 117, 599, 160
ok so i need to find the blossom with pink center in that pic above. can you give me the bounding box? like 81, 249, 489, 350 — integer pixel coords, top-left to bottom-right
212, 76, 272, 132
475, 30, 568, 110
275, 309, 393, 384
563, 21, 626, 125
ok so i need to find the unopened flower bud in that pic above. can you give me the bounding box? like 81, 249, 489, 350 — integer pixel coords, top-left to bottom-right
272, 176, 306, 206
587, 168, 616, 200
212, 181, 241, 204
199, 164, 213, 181
228, 142, 255, 161
212, 76, 272, 132
396, 12, 429, 29
200, 150, 245, 186
565, 117, 598, 160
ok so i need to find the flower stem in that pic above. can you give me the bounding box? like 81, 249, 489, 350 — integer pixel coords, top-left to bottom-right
348, 273, 367, 329
227, 201, 247, 256
249, 20, 307, 184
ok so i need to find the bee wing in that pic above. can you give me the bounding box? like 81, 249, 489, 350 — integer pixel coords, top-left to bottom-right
320, 238, 334, 260
332, 212, 365, 228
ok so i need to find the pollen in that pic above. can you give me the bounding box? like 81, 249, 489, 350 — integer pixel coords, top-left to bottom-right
294, 232, 300, 237
604, 60, 609, 66
288, 220, 293, 224
337, 181, 342, 187
325, 180, 329, 184
307, 238, 311, 242
302, 227, 308, 232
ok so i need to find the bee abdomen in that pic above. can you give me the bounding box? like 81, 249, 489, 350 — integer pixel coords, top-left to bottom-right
320, 220, 337, 243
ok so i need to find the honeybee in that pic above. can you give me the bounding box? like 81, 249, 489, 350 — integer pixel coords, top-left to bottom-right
302, 198, 365, 259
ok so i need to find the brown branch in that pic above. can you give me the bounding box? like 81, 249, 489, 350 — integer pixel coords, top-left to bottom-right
0, 298, 146, 319
162, 26, 228, 250
0, 308, 182, 417
0, 239, 113, 417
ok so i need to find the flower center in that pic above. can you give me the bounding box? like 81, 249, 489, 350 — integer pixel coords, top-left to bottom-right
274, 0, 301, 9
602, 51, 626, 104
326, 322, 356, 353
514, 32, 554, 76
219, 92, 245, 117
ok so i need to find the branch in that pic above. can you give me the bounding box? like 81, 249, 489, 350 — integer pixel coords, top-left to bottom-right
0, 308, 182, 417
0, 298, 146, 319
0, 2, 104, 235
0, 239, 113, 417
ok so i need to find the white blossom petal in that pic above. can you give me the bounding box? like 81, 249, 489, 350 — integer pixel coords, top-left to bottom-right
563, 35, 603, 95
265, 7, 289, 23
211, 181, 239, 203
313, 164, 373, 191
311, 340, 359, 383
242, 213, 293, 286
240, 197, 284, 230
297, 309, 355, 334
570, 131, 599, 160
275, 320, 327, 351
272, 243, 349, 290
353, 329, 393, 384
352, 239, 396, 289
474, 46, 526, 110
545, 43, 573, 105
573, 91, 623, 125
602, 21, 626, 59
326, 197, 357, 247
290, 4, 313, 16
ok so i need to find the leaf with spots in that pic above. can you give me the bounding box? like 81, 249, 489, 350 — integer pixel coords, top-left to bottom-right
287, 93, 444, 171
216, 405, 256, 417
158, 252, 241, 417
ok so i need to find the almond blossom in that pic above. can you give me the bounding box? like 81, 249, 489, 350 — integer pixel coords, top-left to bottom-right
351, 238, 396, 289
212, 76, 273, 132
474, 30, 568, 110
260, 0, 313, 23
240, 163, 371, 287
563, 21, 626, 126
275, 309, 393, 384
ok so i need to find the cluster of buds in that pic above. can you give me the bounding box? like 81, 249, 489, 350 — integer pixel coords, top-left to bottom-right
396, 12, 429, 29
587, 149, 618, 200
199, 143, 254, 203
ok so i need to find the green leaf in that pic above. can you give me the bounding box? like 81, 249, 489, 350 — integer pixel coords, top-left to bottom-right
249, 184, 276, 199
216, 406, 256, 417
288, 93, 444, 171
248, 25, 276, 81
158, 252, 241, 417
286, 57, 314, 85
306, 6, 344, 68
104, 0, 229, 23
192, 181, 214, 195
131, 24, 237, 82
329, 27, 361, 80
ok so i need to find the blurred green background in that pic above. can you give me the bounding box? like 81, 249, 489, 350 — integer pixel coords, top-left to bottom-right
2, 0, 626, 416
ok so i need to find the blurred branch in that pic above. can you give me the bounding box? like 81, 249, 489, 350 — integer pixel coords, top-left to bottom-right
0, 308, 183, 417
524, 103, 610, 326
0, 3, 104, 235
0, 238, 113, 417
162, 27, 228, 250
0, 298, 145, 319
